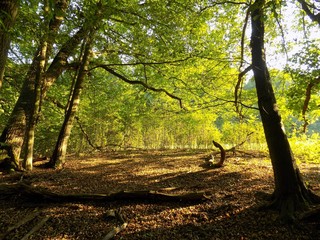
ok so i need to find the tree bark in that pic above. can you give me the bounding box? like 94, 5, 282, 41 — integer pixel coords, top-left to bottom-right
49, 33, 93, 169
0, 0, 18, 89
250, 0, 319, 221
0, 53, 39, 169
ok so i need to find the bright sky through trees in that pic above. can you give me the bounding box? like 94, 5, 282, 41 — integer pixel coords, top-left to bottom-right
265, 1, 320, 70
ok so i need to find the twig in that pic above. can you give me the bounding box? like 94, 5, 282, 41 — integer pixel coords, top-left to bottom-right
20, 216, 50, 240
0, 210, 40, 240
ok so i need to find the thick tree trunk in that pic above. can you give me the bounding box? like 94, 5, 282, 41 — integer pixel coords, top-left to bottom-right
0, 1, 71, 171
49, 35, 93, 169
0, 50, 40, 169
0, 0, 18, 88
22, 0, 61, 171
0, 30, 87, 171
250, 0, 319, 221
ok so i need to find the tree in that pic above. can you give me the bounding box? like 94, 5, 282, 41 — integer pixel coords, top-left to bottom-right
250, 0, 320, 221
0, 0, 72, 170
2, 0, 215, 170
49, 30, 94, 169
0, 0, 18, 89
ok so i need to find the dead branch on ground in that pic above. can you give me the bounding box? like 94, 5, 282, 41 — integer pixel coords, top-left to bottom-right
0, 183, 210, 203
103, 209, 127, 240
205, 132, 254, 168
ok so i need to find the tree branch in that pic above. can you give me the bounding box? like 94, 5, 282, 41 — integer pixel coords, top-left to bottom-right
297, 0, 320, 25
75, 116, 100, 150
93, 65, 186, 109
234, 65, 253, 117
302, 76, 320, 132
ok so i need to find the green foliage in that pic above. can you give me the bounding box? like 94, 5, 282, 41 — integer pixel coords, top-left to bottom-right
289, 133, 320, 163
221, 120, 267, 151
1, 0, 319, 163
285, 40, 320, 131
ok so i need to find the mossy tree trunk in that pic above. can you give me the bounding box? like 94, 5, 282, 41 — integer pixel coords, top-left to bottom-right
250, 0, 319, 221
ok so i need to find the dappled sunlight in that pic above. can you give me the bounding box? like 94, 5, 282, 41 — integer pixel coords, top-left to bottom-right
1, 150, 319, 239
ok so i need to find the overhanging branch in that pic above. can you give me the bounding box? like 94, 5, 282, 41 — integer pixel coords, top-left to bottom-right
92, 65, 186, 109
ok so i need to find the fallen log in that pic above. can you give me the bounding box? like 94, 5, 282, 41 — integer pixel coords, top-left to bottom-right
103, 223, 127, 240
0, 183, 210, 203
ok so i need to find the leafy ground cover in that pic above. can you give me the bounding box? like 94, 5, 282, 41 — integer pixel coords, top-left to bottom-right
0, 149, 319, 239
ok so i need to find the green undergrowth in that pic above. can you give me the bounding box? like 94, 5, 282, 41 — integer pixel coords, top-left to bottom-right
289, 133, 320, 164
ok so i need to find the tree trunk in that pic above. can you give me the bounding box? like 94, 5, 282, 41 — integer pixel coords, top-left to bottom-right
250, 0, 319, 221
22, 0, 65, 170
0, 0, 18, 88
0, 0, 71, 171
23, 41, 48, 171
0, 50, 40, 169
49, 34, 93, 169
0, 30, 91, 172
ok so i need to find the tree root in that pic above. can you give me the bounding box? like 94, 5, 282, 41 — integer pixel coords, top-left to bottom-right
299, 206, 320, 221
255, 190, 320, 224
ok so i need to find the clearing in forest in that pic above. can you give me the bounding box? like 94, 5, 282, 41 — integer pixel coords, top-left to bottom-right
0, 149, 319, 239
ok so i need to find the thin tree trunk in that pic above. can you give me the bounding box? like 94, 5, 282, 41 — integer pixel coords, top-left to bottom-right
301, 76, 320, 133
0, 0, 18, 88
250, 0, 319, 221
49, 34, 93, 169
23, 41, 48, 171
22, 0, 71, 170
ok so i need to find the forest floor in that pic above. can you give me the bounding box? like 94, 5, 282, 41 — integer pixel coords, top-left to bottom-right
0, 149, 320, 240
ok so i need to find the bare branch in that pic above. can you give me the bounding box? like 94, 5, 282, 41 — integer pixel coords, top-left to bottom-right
234, 65, 253, 117
93, 65, 186, 109
239, 4, 251, 69
200, 1, 249, 12
297, 0, 320, 25
91, 56, 193, 67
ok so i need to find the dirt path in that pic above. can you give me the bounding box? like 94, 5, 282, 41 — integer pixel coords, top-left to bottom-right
0, 149, 319, 239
